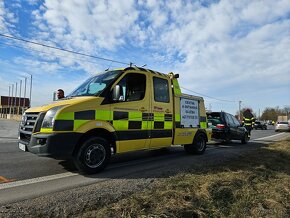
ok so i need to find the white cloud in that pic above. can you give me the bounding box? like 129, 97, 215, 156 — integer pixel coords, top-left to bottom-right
33, 0, 139, 51
0, 0, 14, 32
0, 1, 5, 30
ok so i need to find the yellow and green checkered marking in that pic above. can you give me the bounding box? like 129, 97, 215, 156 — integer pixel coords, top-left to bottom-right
53, 110, 173, 132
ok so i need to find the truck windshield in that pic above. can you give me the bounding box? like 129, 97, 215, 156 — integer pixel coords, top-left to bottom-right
67, 70, 122, 97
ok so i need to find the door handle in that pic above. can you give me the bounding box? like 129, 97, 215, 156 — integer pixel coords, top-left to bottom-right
139, 107, 147, 112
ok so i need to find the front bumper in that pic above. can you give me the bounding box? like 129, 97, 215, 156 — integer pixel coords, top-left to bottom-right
19, 132, 82, 158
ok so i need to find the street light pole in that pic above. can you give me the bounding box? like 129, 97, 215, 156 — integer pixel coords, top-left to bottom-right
10, 84, 14, 114
8, 86, 10, 116
14, 82, 17, 114
21, 76, 27, 109
28, 73, 32, 108
19, 79, 22, 114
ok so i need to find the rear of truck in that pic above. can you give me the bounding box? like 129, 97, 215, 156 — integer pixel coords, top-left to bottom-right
170, 75, 212, 154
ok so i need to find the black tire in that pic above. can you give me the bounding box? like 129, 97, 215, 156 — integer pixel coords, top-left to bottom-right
73, 136, 111, 174
224, 133, 231, 144
241, 133, 249, 144
184, 133, 207, 155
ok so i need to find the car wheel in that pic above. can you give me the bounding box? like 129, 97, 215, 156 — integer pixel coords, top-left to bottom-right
73, 136, 111, 174
184, 133, 207, 155
241, 133, 249, 144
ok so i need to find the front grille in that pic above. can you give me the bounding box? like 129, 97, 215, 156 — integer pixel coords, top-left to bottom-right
19, 112, 40, 143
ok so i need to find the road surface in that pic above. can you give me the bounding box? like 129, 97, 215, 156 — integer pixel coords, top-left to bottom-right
0, 119, 288, 205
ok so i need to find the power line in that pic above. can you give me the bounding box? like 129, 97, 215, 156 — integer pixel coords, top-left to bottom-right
180, 86, 237, 103
0, 41, 123, 69
0, 33, 130, 65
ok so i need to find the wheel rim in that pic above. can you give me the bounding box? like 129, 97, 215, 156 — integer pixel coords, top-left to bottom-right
84, 144, 106, 168
197, 137, 205, 151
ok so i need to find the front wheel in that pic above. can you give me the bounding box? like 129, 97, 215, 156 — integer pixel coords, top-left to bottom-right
184, 133, 207, 155
73, 136, 111, 174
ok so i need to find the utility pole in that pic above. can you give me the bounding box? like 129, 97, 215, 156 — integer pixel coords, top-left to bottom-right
238, 100, 242, 121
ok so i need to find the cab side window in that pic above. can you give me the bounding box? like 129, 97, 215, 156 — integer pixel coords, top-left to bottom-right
153, 77, 169, 103
117, 73, 146, 102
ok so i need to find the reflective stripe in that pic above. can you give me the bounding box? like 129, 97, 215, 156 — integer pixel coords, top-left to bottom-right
200, 122, 207, 128
74, 120, 88, 130
173, 78, 181, 95
154, 113, 164, 121
56, 112, 74, 120
40, 127, 53, 133
175, 114, 181, 122
96, 110, 112, 120
53, 109, 173, 134
164, 121, 173, 129
141, 121, 148, 130
129, 111, 142, 121
113, 120, 128, 130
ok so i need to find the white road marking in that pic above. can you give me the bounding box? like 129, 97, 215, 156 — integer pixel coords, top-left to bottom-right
252, 132, 285, 141
0, 172, 79, 190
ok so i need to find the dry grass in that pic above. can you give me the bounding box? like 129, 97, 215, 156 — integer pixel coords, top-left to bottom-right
81, 137, 290, 218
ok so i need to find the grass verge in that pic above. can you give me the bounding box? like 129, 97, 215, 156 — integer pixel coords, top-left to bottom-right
81, 137, 290, 217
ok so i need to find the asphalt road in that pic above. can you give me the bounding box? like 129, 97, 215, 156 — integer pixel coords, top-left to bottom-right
0, 119, 288, 205
0, 119, 282, 181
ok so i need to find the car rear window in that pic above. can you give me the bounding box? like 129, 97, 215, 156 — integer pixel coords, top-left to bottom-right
277, 122, 288, 124
208, 118, 222, 126
207, 112, 222, 126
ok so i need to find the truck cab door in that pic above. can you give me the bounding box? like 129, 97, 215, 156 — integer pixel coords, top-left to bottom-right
149, 75, 173, 149
110, 72, 150, 153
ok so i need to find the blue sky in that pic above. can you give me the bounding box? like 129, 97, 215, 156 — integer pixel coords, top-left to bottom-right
0, 0, 290, 116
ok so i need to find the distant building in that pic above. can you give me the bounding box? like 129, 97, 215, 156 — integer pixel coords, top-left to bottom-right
0, 96, 30, 118
277, 115, 289, 122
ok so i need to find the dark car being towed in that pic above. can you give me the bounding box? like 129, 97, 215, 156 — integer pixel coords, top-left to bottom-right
207, 111, 249, 144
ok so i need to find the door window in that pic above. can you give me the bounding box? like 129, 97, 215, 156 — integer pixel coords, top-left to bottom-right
153, 77, 169, 103
116, 73, 146, 102
231, 115, 241, 126
225, 113, 235, 126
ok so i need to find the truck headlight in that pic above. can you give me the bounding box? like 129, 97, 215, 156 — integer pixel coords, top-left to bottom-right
42, 106, 64, 129
20, 113, 26, 125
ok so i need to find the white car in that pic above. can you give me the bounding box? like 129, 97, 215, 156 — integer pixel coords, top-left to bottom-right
275, 121, 290, 132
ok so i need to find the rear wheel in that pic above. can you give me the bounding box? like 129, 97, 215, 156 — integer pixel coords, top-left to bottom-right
184, 133, 207, 155
241, 133, 249, 144
73, 136, 111, 174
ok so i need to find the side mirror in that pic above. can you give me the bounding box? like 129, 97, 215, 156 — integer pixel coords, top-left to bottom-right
112, 85, 121, 101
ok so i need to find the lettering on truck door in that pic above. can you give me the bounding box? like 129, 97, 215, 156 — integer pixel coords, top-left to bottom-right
111, 72, 150, 152
149, 75, 173, 148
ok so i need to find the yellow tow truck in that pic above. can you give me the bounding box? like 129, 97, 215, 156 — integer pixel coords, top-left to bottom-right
19, 66, 212, 174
